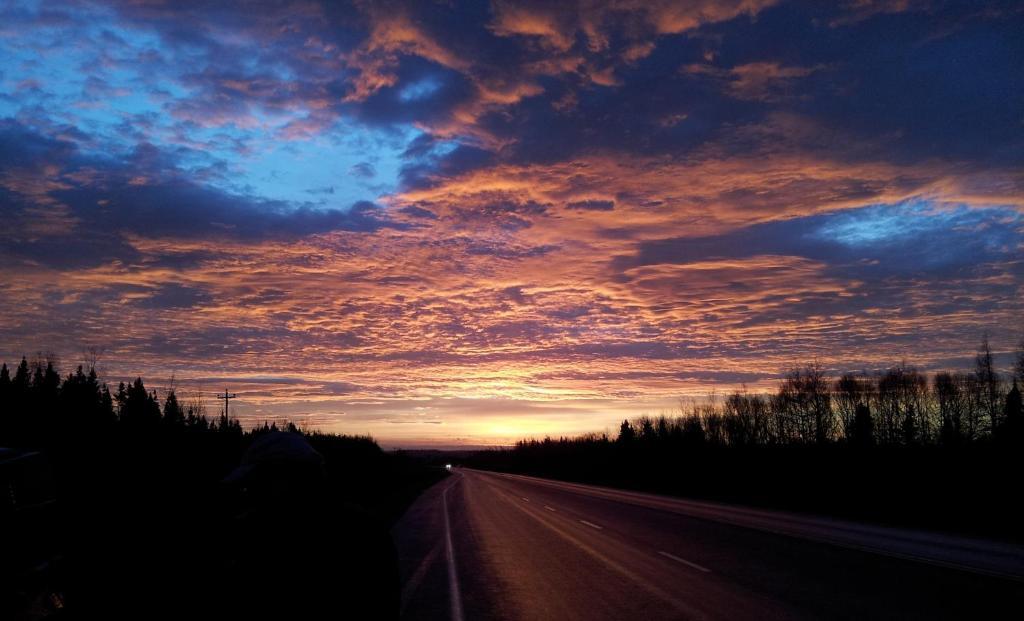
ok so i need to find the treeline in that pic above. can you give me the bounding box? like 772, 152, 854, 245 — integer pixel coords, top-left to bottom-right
469, 335, 1024, 540
0, 354, 429, 522
0, 356, 438, 620
615, 336, 1023, 449
0, 356, 248, 447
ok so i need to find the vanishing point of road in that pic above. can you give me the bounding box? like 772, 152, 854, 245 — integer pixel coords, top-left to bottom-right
393, 468, 1024, 620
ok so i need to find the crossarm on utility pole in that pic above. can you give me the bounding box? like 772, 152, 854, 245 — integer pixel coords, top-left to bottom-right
216, 389, 238, 420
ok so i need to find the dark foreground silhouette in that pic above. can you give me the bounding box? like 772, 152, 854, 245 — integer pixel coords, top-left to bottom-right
469, 335, 1024, 541
218, 432, 400, 620
0, 365, 443, 620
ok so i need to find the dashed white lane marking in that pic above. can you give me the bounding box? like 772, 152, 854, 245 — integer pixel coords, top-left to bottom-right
544, 505, 557, 512
658, 550, 711, 573
579, 519, 603, 530
442, 483, 465, 621
522, 497, 530, 502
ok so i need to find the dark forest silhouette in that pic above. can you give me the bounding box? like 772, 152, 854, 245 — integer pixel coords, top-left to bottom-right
594, 334, 1024, 449
3, 335, 1023, 617
0, 359, 442, 621
470, 334, 1024, 539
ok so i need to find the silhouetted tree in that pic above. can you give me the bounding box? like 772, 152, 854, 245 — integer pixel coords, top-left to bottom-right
13, 358, 31, 395
724, 391, 769, 446
118, 378, 162, 431
0, 363, 10, 442
699, 402, 726, 446
617, 419, 635, 444
6, 358, 31, 444
1002, 381, 1022, 445
0, 363, 10, 398
935, 372, 967, 446
777, 364, 832, 444
852, 403, 874, 447
975, 335, 1002, 435
655, 415, 671, 442
216, 412, 243, 435
835, 373, 870, 441
184, 394, 211, 431
163, 389, 185, 429
252, 421, 281, 436
22, 358, 61, 443
638, 416, 656, 443
680, 410, 706, 448
35, 359, 60, 403
1015, 336, 1024, 386
902, 404, 919, 445
100, 383, 114, 421
0, 363, 9, 397
59, 365, 115, 435
875, 364, 928, 444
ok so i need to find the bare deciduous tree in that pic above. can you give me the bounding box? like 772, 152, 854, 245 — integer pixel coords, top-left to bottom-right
975, 335, 1002, 435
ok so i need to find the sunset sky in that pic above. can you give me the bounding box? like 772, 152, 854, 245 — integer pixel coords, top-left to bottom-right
1, 0, 1021, 446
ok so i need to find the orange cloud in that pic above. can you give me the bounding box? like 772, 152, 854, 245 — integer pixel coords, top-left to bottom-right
683, 61, 824, 102
2, 0, 1020, 446
488, 2, 576, 52
343, 13, 472, 102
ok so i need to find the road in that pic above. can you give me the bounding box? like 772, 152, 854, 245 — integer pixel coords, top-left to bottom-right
393, 468, 1024, 620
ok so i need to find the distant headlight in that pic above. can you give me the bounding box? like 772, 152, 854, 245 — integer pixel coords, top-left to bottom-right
445, 464, 453, 471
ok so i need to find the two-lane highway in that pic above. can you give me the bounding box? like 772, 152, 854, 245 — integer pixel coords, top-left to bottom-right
393, 468, 1024, 620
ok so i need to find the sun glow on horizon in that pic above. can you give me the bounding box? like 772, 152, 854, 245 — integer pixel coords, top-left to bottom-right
1, 0, 1021, 445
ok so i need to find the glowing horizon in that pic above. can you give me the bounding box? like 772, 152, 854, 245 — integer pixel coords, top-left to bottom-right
1, 0, 1022, 447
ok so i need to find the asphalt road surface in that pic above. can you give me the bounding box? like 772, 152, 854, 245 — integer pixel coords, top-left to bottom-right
393, 468, 1024, 620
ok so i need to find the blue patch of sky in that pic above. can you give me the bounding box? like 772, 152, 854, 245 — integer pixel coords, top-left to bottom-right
806, 199, 1022, 274
429, 139, 460, 158
220, 120, 421, 207
0, 0, 424, 210
813, 200, 1020, 248
1, 2, 168, 151
399, 76, 443, 102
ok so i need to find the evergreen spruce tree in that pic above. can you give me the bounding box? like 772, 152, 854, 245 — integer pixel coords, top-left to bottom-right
1003, 381, 1022, 445
853, 403, 874, 447
163, 390, 185, 429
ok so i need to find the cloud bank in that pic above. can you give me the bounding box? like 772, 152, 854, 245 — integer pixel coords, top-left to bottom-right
0, 0, 1021, 445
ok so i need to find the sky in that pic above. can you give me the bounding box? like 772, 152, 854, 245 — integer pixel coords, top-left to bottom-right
0, 0, 1021, 447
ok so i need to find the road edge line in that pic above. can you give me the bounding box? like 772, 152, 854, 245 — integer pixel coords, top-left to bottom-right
658, 550, 711, 573
442, 481, 465, 621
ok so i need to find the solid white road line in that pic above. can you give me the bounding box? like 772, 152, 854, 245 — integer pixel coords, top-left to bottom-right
658, 550, 711, 573
579, 519, 604, 530
442, 482, 465, 621
545, 505, 557, 512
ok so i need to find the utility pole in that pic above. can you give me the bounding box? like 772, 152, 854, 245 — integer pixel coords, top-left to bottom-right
216, 389, 237, 422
